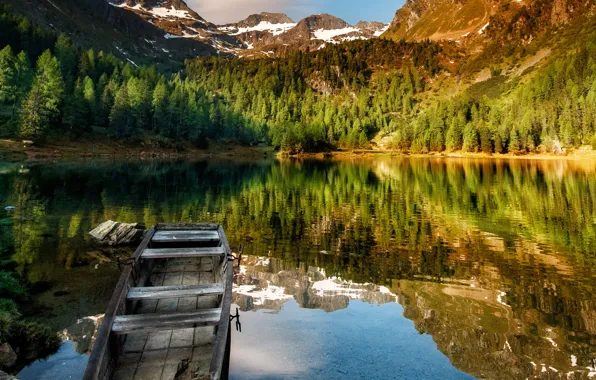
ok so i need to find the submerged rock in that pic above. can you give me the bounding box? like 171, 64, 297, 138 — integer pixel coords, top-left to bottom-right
0, 343, 17, 369
0, 370, 17, 379
89, 220, 146, 246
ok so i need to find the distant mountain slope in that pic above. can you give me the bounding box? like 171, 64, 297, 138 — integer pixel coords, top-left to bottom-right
383, 0, 595, 43
219, 13, 389, 57
384, 0, 494, 41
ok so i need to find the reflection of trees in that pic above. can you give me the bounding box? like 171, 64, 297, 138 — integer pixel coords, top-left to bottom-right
10, 175, 47, 269
1, 158, 596, 377
1, 158, 595, 284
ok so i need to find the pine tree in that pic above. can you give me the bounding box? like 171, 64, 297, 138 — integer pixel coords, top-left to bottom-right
462, 123, 479, 152
19, 50, 64, 140
62, 78, 88, 132
0, 46, 16, 104
110, 84, 134, 138
54, 34, 77, 89
152, 79, 168, 134
82, 76, 96, 124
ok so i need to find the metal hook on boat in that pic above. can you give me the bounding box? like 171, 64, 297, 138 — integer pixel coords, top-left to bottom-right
230, 307, 241, 332
117, 257, 138, 285
232, 245, 243, 274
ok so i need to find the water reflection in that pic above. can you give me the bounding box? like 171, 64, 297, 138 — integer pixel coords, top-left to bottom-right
0, 158, 595, 379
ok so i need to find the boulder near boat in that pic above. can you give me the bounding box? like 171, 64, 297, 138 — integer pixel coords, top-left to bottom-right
84, 223, 234, 380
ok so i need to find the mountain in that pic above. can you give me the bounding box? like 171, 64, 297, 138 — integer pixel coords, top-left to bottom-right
383, 0, 593, 43
219, 13, 390, 57
2, 0, 389, 60
108, 0, 245, 54
1, 0, 222, 68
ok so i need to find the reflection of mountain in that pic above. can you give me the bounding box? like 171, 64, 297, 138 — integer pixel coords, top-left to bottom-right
394, 279, 596, 379
59, 314, 104, 355
233, 256, 397, 313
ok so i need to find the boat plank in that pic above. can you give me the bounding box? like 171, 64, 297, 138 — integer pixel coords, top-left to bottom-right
127, 284, 224, 300
112, 309, 221, 335
155, 230, 220, 237
210, 225, 234, 380
141, 247, 225, 259
152, 231, 220, 243
83, 227, 156, 380
156, 223, 219, 231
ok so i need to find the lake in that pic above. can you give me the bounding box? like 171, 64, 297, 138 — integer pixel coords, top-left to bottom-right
1, 157, 595, 379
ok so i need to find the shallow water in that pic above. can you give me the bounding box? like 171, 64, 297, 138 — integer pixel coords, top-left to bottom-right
0, 158, 595, 379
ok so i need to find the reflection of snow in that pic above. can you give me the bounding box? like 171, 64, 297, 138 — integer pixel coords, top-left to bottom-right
496, 291, 509, 307
312, 278, 398, 301
255, 257, 270, 267
235, 282, 293, 306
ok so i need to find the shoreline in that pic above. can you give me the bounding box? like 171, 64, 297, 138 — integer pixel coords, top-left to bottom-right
0, 139, 275, 162
1, 139, 595, 162
280, 148, 596, 161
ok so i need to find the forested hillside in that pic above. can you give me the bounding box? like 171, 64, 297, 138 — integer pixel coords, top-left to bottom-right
1, 3, 595, 155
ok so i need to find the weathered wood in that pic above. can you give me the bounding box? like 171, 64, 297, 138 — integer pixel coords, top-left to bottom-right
84, 223, 233, 380
210, 226, 234, 380
151, 230, 220, 243
83, 227, 156, 380
156, 223, 219, 231
141, 247, 225, 260
89, 220, 146, 246
155, 230, 221, 236
127, 284, 224, 300
111, 309, 221, 334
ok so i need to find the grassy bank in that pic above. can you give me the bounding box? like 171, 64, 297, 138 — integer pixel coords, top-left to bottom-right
279, 146, 596, 161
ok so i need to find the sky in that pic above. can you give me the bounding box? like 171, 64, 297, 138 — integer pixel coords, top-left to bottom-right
188, 0, 404, 25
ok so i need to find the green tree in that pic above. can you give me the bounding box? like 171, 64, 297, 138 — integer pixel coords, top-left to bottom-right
0, 46, 16, 104
109, 84, 134, 138
19, 50, 64, 140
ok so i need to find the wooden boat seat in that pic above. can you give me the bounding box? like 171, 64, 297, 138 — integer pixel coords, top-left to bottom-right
141, 247, 225, 259
127, 284, 224, 300
151, 230, 220, 244
111, 309, 222, 335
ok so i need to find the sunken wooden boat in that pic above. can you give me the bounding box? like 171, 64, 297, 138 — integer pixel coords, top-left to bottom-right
84, 223, 234, 380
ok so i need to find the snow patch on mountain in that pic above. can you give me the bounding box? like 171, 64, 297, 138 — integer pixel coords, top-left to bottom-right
148, 7, 194, 19
313, 27, 360, 42
109, 3, 195, 20
230, 21, 297, 36
373, 24, 390, 37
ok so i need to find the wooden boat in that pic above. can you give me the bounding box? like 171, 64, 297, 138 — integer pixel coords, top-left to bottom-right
84, 223, 234, 380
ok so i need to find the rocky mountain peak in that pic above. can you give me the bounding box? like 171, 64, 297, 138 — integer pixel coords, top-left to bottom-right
236, 12, 294, 28
299, 14, 351, 31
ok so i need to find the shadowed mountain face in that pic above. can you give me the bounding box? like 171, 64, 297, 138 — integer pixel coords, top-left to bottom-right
1, 0, 220, 67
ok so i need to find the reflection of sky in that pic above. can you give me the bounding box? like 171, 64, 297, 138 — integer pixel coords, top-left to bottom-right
230, 300, 473, 380
18, 341, 88, 380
